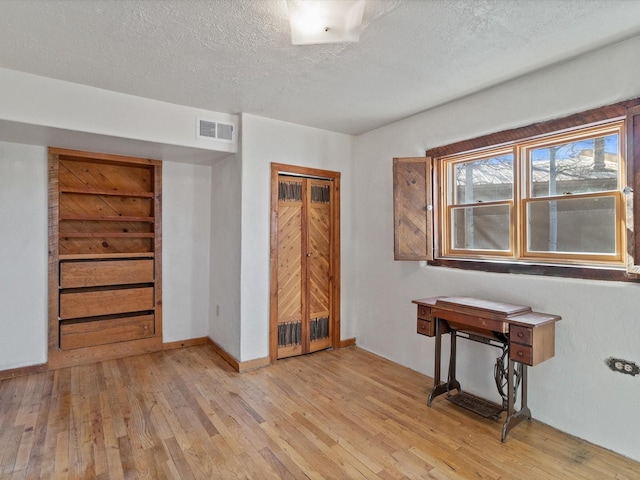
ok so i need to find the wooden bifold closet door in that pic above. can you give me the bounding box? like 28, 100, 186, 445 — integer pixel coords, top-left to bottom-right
270, 164, 340, 361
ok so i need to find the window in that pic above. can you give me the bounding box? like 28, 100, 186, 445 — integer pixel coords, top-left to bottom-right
443, 148, 514, 255
391, 99, 640, 280
440, 122, 626, 267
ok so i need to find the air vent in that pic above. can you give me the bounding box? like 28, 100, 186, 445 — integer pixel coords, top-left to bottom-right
216, 122, 234, 142
196, 117, 236, 144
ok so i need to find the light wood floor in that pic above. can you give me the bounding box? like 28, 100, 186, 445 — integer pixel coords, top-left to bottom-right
0, 345, 637, 479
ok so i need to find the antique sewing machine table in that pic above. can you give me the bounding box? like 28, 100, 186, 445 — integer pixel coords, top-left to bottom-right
412, 296, 561, 442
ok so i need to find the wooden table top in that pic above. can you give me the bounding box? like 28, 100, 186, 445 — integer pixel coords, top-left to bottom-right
412, 296, 561, 327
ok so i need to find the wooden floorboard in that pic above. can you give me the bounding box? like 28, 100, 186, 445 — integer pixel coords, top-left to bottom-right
0, 345, 637, 479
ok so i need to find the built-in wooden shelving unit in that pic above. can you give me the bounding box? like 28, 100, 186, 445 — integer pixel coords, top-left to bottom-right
48, 147, 162, 369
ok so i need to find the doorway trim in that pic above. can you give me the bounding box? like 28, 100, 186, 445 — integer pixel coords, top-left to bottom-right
269, 163, 342, 362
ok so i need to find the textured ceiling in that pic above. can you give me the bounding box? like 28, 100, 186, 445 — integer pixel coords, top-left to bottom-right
2, 0, 640, 135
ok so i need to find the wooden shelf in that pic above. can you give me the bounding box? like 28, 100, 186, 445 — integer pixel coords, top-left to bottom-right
60, 232, 155, 239
60, 215, 155, 223
49, 147, 162, 368
59, 253, 155, 260
60, 187, 154, 198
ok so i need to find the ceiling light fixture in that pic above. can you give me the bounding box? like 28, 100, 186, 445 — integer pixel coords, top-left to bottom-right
286, 0, 365, 45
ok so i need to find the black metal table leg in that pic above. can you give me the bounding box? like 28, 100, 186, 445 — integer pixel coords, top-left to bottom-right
501, 361, 531, 442
428, 319, 461, 406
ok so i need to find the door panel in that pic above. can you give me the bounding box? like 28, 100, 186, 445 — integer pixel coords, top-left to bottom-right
308, 180, 332, 353
276, 179, 304, 358
275, 175, 334, 358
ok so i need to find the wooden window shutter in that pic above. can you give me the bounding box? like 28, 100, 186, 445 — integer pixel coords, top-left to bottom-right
393, 157, 433, 261
626, 105, 640, 272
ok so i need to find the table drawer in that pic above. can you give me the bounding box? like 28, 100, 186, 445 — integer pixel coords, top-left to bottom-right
433, 309, 509, 334
417, 305, 432, 321
417, 319, 434, 336
60, 259, 153, 288
510, 325, 533, 346
510, 343, 533, 365
59, 287, 154, 319
60, 314, 154, 350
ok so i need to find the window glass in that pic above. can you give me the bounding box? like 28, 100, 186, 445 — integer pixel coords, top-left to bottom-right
526, 196, 617, 254
529, 133, 619, 198
452, 153, 514, 204
451, 205, 510, 251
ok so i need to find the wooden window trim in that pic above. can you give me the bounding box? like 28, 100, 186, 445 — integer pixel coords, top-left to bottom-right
440, 147, 515, 259
425, 97, 640, 283
426, 98, 640, 158
627, 104, 640, 274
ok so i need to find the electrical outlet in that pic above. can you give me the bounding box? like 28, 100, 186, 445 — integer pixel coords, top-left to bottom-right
606, 357, 640, 376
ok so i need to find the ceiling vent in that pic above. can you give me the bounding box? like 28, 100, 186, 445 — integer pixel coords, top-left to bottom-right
196, 117, 236, 144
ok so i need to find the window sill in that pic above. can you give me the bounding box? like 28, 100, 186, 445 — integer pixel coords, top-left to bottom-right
429, 257, 640, 283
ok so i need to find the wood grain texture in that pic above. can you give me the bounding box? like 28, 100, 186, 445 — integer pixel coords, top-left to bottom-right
206, 337, 271, 373
60, 315, 154, 350
60, 259, 154, 288
151, 163, 163, 344
59, 193, 153, 218
59, 287, 154, 319
47, 337, 162, 370
393, 157, 433, 261
425, 97, 640, 159
0, 345, 637, 479
308, 181, 331, 320
0, 363, 48, 381
47, 152, 60, 354
52, 147, 162, 167
163, 337, 209, 351
331, 176, 342, 351
270, 164, 342, 362
276, 199, 303, 325
338, 337, 356, 348
49, 148, 163, 365
628, 104, 640, 271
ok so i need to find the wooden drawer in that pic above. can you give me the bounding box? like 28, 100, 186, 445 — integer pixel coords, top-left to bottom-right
59, 287, 154, 319
433, 309, 509, 334
511, 322, 555, 366
60, 259, 153, 288
510, 343, 533, 365
510, 325, 532, 346
60, 314, 154, 350
417, 319, 434, 336
417, 305, 432, 321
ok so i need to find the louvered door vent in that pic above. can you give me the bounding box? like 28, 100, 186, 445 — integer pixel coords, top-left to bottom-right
196, 117, 236, 144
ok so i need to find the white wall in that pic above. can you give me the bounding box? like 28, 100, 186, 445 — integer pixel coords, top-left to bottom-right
239, 114, 355, 361
0, 142, 48, 370
209, 154, 243, 359
353, 34, 640, 461
162, 161, 213, 342
0, 67, 237, 156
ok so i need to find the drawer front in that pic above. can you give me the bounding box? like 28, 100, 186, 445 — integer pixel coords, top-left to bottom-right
60, 287, 154, 319
510, 325, 533, 346
60, 259, 153, 288
417, 319, 434, 336
60, 314, 154, 350
509, 343, 533, 366
417, 305, 432, 321
432, 309, 509, 334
